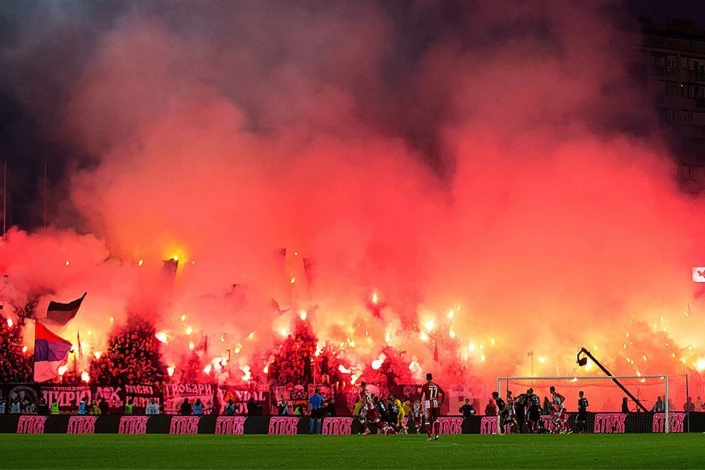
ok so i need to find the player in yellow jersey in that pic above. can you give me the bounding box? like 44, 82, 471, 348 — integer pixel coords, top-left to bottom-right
392, 395, 407, 434
353, 397, 364, 417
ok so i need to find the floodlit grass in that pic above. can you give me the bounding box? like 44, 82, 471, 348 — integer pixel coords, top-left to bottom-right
0, 434, 700, 469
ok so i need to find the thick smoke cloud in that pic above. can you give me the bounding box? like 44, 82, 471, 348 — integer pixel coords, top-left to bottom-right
2, 1, 704, 397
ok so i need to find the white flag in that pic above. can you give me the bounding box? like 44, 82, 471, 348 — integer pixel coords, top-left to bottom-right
692, 267, 705, 283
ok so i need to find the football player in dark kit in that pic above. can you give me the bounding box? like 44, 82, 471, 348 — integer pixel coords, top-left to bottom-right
526, 388, 542, 433
514, 390, 529, 433
492, 391, 508, 434
577, 391, 589, 434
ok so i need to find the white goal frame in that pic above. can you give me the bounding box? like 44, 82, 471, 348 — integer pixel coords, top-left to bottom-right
496, 375, 670, 433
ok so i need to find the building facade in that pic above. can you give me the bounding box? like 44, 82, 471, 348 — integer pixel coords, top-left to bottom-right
640, 18, 705, 181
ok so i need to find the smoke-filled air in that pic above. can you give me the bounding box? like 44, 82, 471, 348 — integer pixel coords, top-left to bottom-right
1, 1, 704, 400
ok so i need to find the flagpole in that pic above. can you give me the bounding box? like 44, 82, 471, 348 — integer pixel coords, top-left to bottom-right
75, 328, 81, 384
3, 160, 6, 241
43, 162, 47, 229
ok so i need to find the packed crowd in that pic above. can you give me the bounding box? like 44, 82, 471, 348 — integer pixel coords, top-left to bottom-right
265, 320, 369, 391
89, 316, 169, 387
0, 312, 33, 383
267, 322, 320, 386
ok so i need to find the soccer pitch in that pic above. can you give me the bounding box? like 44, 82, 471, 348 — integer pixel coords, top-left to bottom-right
0, 434, 700, 469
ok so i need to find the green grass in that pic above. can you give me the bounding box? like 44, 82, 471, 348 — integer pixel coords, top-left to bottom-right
0, 434, 701, 469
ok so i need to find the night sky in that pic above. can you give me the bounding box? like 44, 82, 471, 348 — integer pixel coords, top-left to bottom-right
0, 0, 704, 230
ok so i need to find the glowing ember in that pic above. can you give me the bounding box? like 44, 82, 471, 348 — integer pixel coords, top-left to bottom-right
538, 356, 546, 364
424, 320, 435, 332
420, 331, 428, 342
81, 371, 90, 382
371, 353, 386, 370
109, 317, 114, 323
181, 315, 186, 322
279, 328, 289, 337
65, 261, 70, 266
449, 329, 456, 339
155, 331, 168, 343
371, 292, 378, 304
167, 366, 175, 377
469, 343, 476, 352
241, 365, 251, 381
6, 318, 12, 328
22, 346, 27, 353
300, 310, 307, 321
385, 332, 391, 343
696, 359, 705, 371
490, 338, 495, 345
188, 342, 195, 350
290, 277, 295, 284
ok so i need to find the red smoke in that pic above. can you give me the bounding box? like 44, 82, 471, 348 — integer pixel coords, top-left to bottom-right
1, 1, 704, 401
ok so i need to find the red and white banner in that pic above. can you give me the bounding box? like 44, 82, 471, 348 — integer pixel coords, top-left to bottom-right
268, 417, 299, 435
16, 416, 46, 434
119, 416, 149, 434
169, 416, 200, 435
652, 413, 685, 433
67, 416, 97, 434
215, 416, 246, 435
593, 413, 626, 433
437, 417, 464, 435
321, 417, 353, 435
480, 416, 498, 434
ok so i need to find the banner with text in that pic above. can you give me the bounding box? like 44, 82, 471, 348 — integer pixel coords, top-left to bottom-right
163, 384, 216, 415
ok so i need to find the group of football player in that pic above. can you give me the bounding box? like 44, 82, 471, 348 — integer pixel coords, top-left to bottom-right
356, 373, 445, 441
493, 386, 586, 434
356, 375, 594, 438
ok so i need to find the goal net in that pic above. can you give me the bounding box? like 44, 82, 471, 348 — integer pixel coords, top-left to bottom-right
495, 375, 672, 434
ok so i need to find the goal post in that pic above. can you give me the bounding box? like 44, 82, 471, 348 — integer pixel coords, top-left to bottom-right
495, 375, 670, 434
